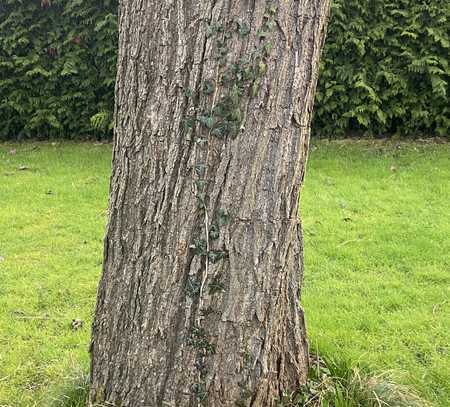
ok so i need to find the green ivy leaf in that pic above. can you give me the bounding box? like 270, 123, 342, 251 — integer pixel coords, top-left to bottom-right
198, 115, 214, 129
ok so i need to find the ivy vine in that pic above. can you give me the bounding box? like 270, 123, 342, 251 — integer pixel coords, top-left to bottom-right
184, 5, 277, 404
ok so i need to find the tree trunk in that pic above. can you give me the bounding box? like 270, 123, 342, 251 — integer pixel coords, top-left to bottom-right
90, 1, 330, 406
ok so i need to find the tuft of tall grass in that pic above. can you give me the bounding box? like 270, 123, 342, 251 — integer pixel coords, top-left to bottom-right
47, 366, 89, 407
280, 354, 429, 407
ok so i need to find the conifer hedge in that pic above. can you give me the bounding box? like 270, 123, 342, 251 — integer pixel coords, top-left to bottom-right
0, 0, 117, 139
314, 0, 449, 137
0, 0, 448, 139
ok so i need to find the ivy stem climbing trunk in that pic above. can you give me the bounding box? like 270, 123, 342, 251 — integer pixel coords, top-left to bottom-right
89, 1, 330, 406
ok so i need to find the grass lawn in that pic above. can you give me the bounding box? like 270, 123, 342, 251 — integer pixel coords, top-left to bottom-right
0, 140, 448, 406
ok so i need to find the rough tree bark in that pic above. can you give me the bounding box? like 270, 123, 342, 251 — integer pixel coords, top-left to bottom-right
90, 1, 330, 406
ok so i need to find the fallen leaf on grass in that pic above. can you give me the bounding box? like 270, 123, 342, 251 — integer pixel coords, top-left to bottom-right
0, 256, 4, 262
432, 300, 447, 314
71, 319, 84, 330
17, 165, 30, 171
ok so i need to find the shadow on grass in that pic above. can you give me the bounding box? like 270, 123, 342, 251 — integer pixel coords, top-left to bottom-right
50, 354, 429, 407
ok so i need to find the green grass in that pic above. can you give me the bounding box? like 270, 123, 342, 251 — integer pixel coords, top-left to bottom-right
0, 142, 110, 406
0, 140, 448, 406
301, 140, 450, 406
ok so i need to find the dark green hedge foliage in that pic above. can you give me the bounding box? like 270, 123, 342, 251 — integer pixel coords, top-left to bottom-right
314, 0, 449, 137
0, 0, 448, 139
0, 0, 117, 139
